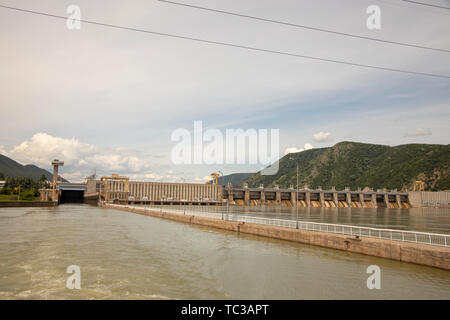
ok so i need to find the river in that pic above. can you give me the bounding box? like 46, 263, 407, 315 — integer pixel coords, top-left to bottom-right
0, 204, 449, 299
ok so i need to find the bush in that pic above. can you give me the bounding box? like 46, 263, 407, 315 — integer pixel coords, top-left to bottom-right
0, 187, 12, 195
19, 190, 35, 201
31, 188, 39, 197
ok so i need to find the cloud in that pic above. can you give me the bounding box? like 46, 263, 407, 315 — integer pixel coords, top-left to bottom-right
6, 133, 96, 168
284, 143, 314, 155
1, 1, 449, 183
129, 173, 164, 181
1, 133, 160, 182
313, 132, 333, 142
193, 176, 213, 182
404, 128, 432, 138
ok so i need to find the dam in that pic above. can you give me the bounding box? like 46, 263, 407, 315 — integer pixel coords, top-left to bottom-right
78, 175, 414, 208
223, 186, 411, 208
32, 165, 450, 274
38, 171, 450, 210
38, 161, 449, 208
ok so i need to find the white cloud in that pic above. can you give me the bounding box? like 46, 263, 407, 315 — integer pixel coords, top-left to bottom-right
1, 133, 156, 182
284, 147, 302, 154
193, 176, 213, 182
1, 1, 449, 182
6, 133, 96, 168
129, 173, 164, 181
313, 132, 332, 142
404, 128, 432, 138
284, 143, 314, 155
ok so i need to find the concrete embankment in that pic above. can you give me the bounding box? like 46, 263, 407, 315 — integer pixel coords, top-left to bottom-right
0, 201, 58, 207
103, 204, 450, 270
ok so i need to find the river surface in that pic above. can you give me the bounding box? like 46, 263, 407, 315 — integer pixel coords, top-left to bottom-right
0, 204, 449, 299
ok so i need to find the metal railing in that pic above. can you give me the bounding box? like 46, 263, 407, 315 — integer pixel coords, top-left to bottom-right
106, 203, 450, 248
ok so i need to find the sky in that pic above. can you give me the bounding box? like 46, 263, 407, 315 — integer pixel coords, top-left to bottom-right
0, 0, 449, 182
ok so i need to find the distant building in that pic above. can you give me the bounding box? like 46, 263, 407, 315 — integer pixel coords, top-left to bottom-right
0, 181, 5, 189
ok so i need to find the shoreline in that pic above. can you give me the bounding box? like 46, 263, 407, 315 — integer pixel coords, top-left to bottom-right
0, 201, 57, 207
102, 203, 450, 270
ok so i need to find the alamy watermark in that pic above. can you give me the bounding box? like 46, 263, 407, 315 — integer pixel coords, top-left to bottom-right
366, 5, 381, 30
366, 265, 381, 290
65, 4, 380, 31
66, 265, 81, 290
66, 5, 81, 30
171, 121, 280, 175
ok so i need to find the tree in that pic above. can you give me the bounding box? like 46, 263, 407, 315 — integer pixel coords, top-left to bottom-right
0, 172, 4, 180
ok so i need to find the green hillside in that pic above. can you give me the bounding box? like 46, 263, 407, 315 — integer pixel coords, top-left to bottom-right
213, 173, 252, 186
244, 142, 450, 191
0, 154, 68, 182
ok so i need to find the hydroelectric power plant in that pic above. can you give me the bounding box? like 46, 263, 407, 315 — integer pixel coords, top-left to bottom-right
39, 168, 450, 209
85, 178, 412, 209
35, 163, 450, 271
37, 158, 450, 209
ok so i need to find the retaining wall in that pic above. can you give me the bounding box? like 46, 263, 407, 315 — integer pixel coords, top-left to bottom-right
0, 201, 58, 207
103, 204, 450, 270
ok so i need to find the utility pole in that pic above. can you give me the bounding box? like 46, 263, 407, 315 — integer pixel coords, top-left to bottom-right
226, 183, 229, 220
296, 164, 299, 229
290, 157, 299, 229
180, 177, 186, 215
218, 170, 225, 220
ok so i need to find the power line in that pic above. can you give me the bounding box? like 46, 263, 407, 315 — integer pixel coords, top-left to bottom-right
402, 0, 450, 10
376, 0, 450, 16
157, 0, 450, 53
0, 4, 449, 79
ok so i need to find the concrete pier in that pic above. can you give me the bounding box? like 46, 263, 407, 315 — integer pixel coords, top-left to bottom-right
223, 187, 411, 209
103, 203, 450, 270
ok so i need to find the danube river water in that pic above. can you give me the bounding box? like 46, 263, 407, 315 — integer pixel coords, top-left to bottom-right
0, 204, 449, 299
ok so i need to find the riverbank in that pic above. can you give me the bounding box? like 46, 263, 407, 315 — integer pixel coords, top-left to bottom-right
102, 203, 450, 270
0, 201, 57, 207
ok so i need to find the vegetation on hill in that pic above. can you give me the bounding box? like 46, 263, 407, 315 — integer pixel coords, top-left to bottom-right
0, 154, 67, 182
213, 173, 252, 186
244, 142, 450, 191
0, 175, 50, 201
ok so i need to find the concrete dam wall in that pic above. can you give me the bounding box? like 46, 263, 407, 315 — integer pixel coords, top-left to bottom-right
225, 187, 410, 209
102, 203, 450, 270
86, 178, 411, 208
409, 191, 450, 208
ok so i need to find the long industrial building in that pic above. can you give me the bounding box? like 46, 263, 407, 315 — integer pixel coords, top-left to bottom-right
86, 177, 223, 204
82, 175, 417, 208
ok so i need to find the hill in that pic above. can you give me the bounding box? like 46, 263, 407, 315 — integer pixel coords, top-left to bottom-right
213, 173, 252, 186
0, 154, 68, 182
244, 142, 450, 191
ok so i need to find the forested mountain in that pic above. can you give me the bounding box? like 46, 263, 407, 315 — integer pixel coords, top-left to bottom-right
0, 154, 68, 182
244, 142, 450, 191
